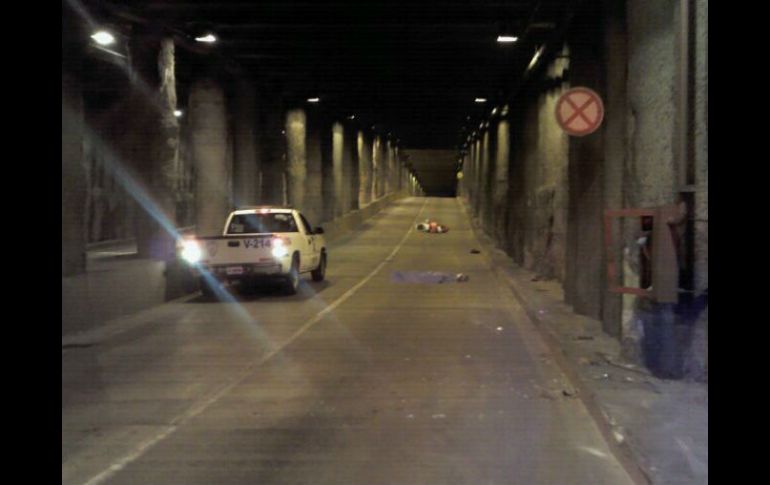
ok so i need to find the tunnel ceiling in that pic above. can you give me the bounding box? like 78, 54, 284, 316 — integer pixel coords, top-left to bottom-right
76, 0, 575, 194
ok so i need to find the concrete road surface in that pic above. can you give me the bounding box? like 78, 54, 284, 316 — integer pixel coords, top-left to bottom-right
62, 197, 635, 485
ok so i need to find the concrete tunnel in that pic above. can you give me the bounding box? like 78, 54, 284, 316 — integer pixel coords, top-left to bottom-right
62, 1, 708, 484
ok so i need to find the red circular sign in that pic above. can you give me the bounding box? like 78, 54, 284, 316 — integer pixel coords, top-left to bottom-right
555, 87, 604, 136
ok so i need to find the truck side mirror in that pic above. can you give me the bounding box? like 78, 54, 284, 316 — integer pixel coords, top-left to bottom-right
314, 227, 324, 235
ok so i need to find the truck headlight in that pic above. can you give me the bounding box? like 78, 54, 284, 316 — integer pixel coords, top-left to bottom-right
271, 238, 288, 258
181, 240, 202, 264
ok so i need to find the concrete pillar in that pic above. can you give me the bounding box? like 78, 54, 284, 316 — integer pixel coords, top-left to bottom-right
306, 113, 324, 225
693, 0, 708, 295
128, 36, 180, 259
286, 109, 307, 212
357, 131, 372, 206
320, 118, 335, 223
343, 124, 359, 212
258, 91, 287, 205
190, 79, 229, 235
155, 38, 181, 245
565, 23, 606, 322
473, 139, 482, 216
233, 80, 260, 207
493, 119, 510, 239
477, 134, 490, 220
385, 140, 395, 194
62, 69, 87, 276
619, 0, 679, 373
482, 127, 496, 231
332, 122, 345, 217
601, 0, 628, 338
371, 135, 381, 200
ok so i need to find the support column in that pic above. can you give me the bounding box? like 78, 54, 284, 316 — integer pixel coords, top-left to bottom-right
258, 89, 286, 205
601, 0, 628, 337
332, 122, 345, 217
190, 79, 229, 235
344, 124, 359, 212
493, 119, 510, 240
286, 109, 307, 212
480, 129, 493, 230
473, 138, 483, 218
372, 135, 385, 199
320, 117, 334, 223
129, 35, 180, 259
62, 68, 86, 276
306, 112, 325, 225
233, 80, 260, 207
357, 131, 372, 206
385, 140, 394, 194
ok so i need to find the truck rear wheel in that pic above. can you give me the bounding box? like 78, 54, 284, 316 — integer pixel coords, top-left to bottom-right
311, 252, 326, 282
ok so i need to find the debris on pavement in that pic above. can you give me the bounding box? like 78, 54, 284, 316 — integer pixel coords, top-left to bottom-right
596, 351, 650, 375
469, 248, 481, 254
416, 218, 450, 233
391, 271, 468, 284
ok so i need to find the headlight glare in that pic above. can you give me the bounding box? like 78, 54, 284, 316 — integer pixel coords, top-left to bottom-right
181, 240, 202, 263
271, 238, 288, 258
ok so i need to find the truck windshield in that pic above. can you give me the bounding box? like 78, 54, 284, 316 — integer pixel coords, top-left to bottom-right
227, 213, 298, 234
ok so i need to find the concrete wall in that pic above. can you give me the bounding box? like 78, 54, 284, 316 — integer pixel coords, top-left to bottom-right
463, 0, 707, 379
476, 53, 569, 283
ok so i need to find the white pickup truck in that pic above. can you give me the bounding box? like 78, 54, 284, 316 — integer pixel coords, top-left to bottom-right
178, 206, 327, 295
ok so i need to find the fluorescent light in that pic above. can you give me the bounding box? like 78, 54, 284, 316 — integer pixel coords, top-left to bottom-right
91, 31, 115, 46
307, 97, 320, 103
174, 110, 183, 118
474, 98, 487, 103
528, 46, 545, 71
497, 35, 518, 43
195, 34, 217, 43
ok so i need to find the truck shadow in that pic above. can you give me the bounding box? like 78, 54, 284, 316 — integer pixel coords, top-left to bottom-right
186, 279, 332, 303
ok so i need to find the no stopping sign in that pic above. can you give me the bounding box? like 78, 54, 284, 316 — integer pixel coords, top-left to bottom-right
555, 87, 604, 136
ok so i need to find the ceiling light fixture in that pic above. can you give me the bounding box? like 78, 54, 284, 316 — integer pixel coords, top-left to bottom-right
91, 30, 115, 46
195, 34, 217, 43
475, 98, 487, 103
497, 35, 518, 43
528, 45, 545, 71
174, 110, 183, 118
307, 97, 320, 103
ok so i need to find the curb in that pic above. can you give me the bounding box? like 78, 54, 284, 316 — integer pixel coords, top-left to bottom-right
457, 198, 653, 485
